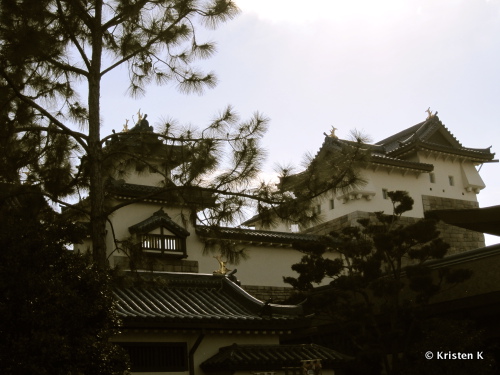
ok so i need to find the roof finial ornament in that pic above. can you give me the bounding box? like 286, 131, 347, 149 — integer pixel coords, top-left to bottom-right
329, 126, 338, 138
122, 119, 129, 132
137, 109, 143, 123
213, 254, 231, 275
426, 107, 437, 120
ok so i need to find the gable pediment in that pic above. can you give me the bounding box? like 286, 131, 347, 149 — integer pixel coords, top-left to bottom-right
426, 127, 462, 149
128, 208, 190, 238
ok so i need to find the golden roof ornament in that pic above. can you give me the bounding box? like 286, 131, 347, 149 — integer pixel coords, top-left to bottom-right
426, 107, 437, 120
213, 254, 231, 275
329, 126, 338, 138
122, 119, 129, 132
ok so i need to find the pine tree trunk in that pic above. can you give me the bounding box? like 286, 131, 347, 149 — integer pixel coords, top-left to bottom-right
88, 0, 107, 268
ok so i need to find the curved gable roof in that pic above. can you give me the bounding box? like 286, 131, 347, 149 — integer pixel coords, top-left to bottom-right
114, 272, 309, 329
376, 116, 494, 161
129, 208, 190, 237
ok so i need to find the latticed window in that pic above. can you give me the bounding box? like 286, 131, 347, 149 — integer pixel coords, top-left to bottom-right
120, 342, 188, 372
129, 209, 189, 258
140, 227, 186, 257
141, 233, 183, 252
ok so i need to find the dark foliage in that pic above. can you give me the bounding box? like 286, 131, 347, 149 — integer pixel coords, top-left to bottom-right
0, 185, 129, 374
284, 191, 478, 374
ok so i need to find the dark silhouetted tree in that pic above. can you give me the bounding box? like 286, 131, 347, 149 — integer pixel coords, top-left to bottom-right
0, 0, 240, 267
0, 184, 129, 374
285, 191, 477, 375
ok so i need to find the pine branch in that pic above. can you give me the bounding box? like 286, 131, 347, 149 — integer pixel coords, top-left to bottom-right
101, 0, 151, 31
0, 68, 89, 151
101, 12, 189, 77
55, 0, 92, 71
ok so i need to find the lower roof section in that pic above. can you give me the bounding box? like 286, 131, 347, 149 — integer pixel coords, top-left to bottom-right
200, 343, 352, 372
428, 205, 500, 236
196, 225, 329, 247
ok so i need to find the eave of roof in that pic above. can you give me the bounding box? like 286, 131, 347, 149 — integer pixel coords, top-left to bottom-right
107, 180, 215, 207
428, 205, 500, 236
200, 343, 352, 372
386, 140, 495, 162
195, 225, 330, 247
370, 153, 434, 172
114, 272, 309, 330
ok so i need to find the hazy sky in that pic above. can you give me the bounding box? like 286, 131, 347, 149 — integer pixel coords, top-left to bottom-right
98, 0, 500, 242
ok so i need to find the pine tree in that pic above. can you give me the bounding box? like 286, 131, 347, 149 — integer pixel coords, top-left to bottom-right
0, 0, 239, 267
0, 1, 366, 268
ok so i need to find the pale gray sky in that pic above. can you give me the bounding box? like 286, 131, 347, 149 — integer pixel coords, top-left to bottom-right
98, 0, 500, 243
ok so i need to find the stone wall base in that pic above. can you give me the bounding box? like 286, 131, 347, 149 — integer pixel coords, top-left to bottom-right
303, 196, 485, 255
422, 195, 484, 254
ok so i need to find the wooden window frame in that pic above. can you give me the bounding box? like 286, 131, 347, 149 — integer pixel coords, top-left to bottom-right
140, 227, 187, 257
119, 342, 188, 372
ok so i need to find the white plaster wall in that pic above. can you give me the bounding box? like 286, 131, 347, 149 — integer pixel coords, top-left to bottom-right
105, 201, 326, 287
296, 168, 426, 231
112, 155, 170, 186
416, 154, 484, 200
300, 156, 483, 231
218, 245, 337, 288
122, 168, 166, 186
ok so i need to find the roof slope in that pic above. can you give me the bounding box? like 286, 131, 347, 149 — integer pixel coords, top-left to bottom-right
201, 343, 351, 372
114, 272, 309, 329
107, 179, 215, 207
312, 116, 495, 175
315, 134, 434, 173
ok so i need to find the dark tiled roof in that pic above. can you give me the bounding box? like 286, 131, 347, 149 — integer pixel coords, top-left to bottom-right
375, 122, 425, 149
129, 208, 190, 237
375, 117, 494, 161
114, 272, 309, 329
387, 140, 495, 161
428, 205, 500, 236
369, 153, 433, 172
195, 226, 329, 247
107, 179, 215, 206
200, 343, 351, 372
318, 136, 434, 172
